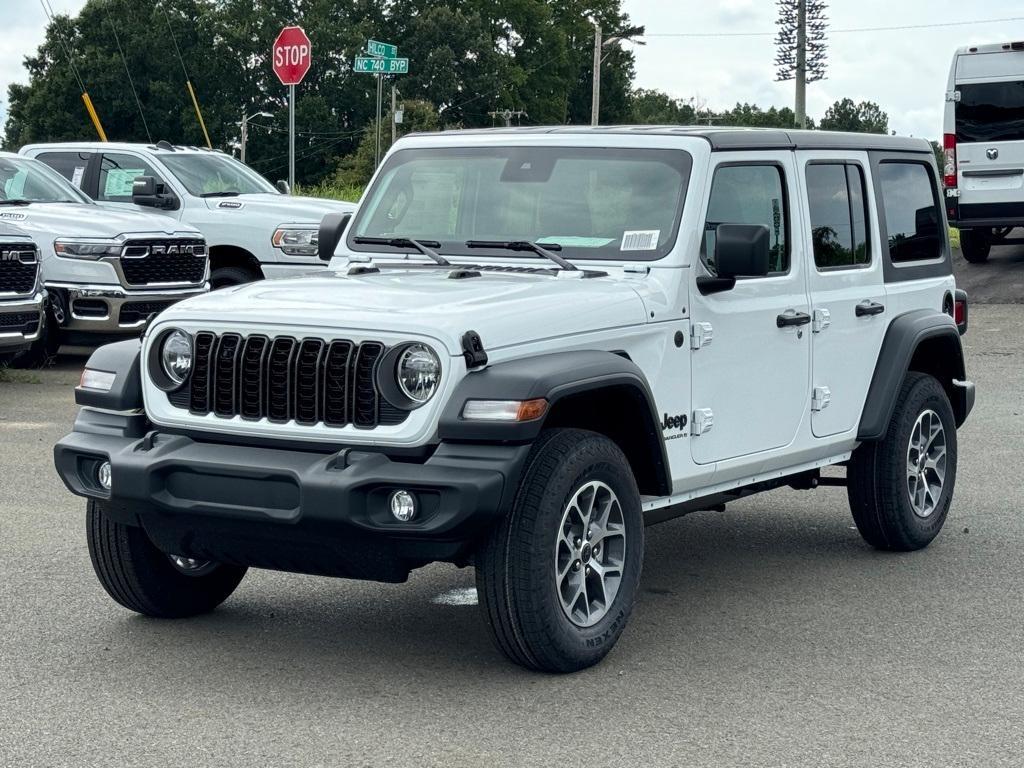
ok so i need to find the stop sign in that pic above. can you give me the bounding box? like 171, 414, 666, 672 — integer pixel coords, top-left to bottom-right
272, 26, 311, 86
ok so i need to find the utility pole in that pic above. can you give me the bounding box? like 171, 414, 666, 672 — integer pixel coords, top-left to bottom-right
375, 74, 383, 168
391, 85, 397, 145
795, 0, 807, 128
775, 0, 828, 129
591, 22, 602, 126
488, 109, 527, 127
240, 111, 272, 164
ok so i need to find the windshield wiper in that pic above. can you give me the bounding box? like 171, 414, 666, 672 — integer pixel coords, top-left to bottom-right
353, 236, 451, 266
0, 199, 32, 206
200, 191, 241, 198
465, 240, 578, 271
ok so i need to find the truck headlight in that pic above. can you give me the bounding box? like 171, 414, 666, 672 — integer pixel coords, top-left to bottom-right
396, 343, 441, 405
272, 227, 318, 256
160, 329, 193, 387
54, 239, 122, 260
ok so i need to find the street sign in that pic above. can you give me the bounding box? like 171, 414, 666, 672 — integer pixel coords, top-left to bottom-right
367, 39, 398, 59
272, 26, 312, 86
354, 56, 409, 75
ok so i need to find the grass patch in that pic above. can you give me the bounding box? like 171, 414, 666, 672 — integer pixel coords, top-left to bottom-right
295, 181, 365, 203
0, 367, 42, 384
948, 227, 960, 250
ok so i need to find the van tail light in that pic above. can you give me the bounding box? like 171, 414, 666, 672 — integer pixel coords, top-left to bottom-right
943, 133, 958, 188
954, 289, 968, 335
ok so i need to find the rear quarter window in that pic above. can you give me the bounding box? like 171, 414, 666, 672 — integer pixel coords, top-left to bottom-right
877, 162, 943, 263
35, 152, 92, 189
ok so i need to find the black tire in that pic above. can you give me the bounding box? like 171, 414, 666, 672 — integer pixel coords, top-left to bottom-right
475, 429, 644, 673
86, 499, 247, 618
847, 373, 958, 551
959, 229, 991, 264
12, 308, 59, 369
211, 265, 260, 289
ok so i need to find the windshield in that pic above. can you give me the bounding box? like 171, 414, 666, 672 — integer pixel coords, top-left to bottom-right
159, 153, 278, 196
0, 156, 91, 204
956, 80, 1024, 143
349, 146, 692, 261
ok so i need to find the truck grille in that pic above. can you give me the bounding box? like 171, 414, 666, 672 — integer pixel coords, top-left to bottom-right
120, 239, 206, 286
0, 312, 40, 334
175, 332, 408, 429
0, 245, 38, 295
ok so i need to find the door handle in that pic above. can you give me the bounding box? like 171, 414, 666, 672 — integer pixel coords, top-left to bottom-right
776, 311, 811, 328
855, 301, 885, 317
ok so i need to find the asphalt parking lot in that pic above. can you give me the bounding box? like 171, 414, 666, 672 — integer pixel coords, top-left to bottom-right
2, 250, 1023, 768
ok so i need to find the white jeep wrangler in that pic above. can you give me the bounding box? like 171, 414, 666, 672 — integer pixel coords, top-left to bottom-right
55, 128, 974, 672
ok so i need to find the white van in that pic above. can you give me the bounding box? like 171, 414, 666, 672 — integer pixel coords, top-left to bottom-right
943, 41, 1024, 263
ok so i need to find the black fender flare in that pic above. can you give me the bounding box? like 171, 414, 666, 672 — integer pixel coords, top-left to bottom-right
438, 350, 671, 492
857, 309, 968, 441
75, 339, 143, 412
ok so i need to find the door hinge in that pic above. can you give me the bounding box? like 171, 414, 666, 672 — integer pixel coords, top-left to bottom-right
811, 386, 832, 412
690, 321, 713, 350
945, 89, 961, 103
811, 308, 831, 334
461, 330, 488, 369
691, 408, 714, 435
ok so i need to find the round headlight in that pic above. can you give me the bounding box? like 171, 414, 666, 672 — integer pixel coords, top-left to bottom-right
160, 330, 193, 386
396, 343, 441, 404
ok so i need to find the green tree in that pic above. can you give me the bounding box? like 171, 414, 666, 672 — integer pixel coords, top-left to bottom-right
716, 102, 809, 129
335, 99, 439, 187
629, 89, 697, 124
819, 98, 889, 133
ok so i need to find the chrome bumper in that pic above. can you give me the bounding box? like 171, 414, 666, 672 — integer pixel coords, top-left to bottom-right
0, 291, 46, 350
45, 283, 209, 334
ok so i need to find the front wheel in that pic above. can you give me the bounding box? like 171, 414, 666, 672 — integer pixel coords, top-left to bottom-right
847, 373, 958, 551
211, 265, 260, 289
959, 229, 991, 264
86, 499, 247, 617
475, 429, 644, 673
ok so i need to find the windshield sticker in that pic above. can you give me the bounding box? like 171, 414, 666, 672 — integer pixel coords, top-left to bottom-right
0, 211, 27, 221
70, 166, 85, 188
621, 230, 660, 252
537, 236, 615, 248
217, 200, 244, 209
104, 168, 145, 198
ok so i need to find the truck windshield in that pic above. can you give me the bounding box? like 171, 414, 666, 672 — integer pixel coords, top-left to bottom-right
160, 153, 278, 196
956, 80, 1024, 143
349, 146, 691, 261
0, 157, 90, 204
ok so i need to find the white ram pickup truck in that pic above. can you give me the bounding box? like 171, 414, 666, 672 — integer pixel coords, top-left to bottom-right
22, 142, 356, 287
0, 222, 45, 364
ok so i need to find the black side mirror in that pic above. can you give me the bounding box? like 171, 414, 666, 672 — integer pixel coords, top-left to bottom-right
318, 212, 352, 261
132, 176, 179, 211
698, 223, 771, 295
276, 180, 290, 195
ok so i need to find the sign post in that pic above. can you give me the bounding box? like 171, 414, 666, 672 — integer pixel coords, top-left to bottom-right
272, 25, 312, 191
354, 39, 409, 168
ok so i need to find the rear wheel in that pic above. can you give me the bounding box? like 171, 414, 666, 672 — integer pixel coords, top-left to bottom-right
211, 265, 259, 289
475, 429, 644, 673
959, 228, 991, 264
847, 373, 957, 551
86, 499, 247, 617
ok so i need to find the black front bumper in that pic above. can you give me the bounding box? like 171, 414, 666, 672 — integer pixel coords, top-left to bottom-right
54, 411, 531, 582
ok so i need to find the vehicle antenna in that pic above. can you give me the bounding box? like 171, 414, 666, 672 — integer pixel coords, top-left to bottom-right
160, 3, 213, 148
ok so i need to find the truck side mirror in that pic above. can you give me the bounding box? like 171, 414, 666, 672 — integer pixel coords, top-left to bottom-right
132, 176, 179, 211
697, 223, 771, 295
276, 179, 290, 195
318, 212, 352, 262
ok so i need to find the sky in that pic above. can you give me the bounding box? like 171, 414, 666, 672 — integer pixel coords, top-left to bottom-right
1, 0, 1021, 140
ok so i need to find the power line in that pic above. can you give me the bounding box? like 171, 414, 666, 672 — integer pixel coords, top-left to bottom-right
38, 0, 86, 92
643, 15, 1024, 38
159, 3, 212, 148
104, 0, 151, 142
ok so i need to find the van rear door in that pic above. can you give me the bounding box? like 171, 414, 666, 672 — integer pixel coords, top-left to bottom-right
955, 52, 1024, 211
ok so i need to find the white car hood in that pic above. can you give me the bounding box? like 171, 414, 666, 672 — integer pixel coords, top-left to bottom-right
157, 267, 648, 354
204, 193, 356, 223
0, 202, 199, 239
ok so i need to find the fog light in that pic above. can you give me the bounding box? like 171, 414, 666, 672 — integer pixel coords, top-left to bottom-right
97, 461, 112, 490
389, 490, 416, 522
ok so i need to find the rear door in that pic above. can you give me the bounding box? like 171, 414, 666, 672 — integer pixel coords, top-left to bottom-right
32, 150, 97, 194
797, 152, 887, 438
955, 53, 1024, 206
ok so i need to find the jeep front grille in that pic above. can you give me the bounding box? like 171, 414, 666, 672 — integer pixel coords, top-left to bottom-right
120, 239, 206, 286
0, 245, 38, 295
173, 332, 408, 429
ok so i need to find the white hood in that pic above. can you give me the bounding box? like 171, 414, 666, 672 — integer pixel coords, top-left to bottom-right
204, 193, 355, 224
157, 267, 649, 355
0, 202, 200, 240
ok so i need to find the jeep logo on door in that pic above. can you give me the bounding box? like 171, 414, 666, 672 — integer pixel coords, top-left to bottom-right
986, 148, 999, 160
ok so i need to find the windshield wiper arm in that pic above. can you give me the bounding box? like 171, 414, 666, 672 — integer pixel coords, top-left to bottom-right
200, 191, 241, 198
0, 199, 32, 206
353, 236, 451, 266
465, 240, 578, 271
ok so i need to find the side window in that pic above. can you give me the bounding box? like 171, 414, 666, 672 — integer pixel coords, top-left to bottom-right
35, 152, 92, 190
805, 162, 870, 269
703, 164, 788, 274
877, 162, 942, 263
98, 153, 163, 202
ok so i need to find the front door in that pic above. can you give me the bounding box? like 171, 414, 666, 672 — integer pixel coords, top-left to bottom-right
798, 153, 888, 438
689, 154, 811, 465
